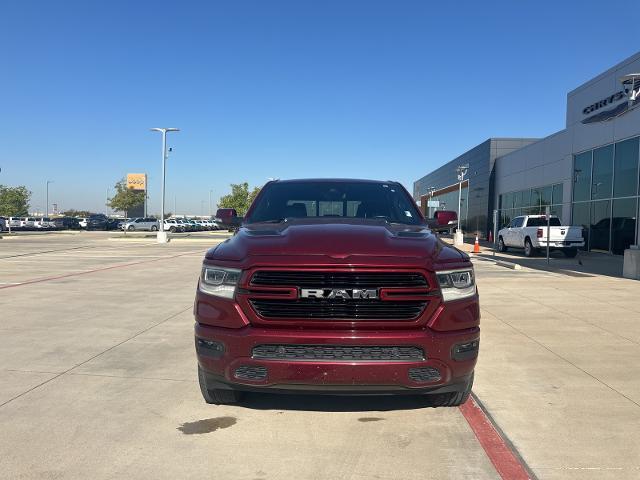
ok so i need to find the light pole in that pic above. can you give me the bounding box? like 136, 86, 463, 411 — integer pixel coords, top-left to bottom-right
455, 165, 468, 246
46, 180, 54, 217
105, 187, 110, 216
209, 189, 213, 217
150, 128, 179, 243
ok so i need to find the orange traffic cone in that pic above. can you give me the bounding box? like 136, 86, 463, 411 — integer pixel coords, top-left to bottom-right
473, 235, 480, 253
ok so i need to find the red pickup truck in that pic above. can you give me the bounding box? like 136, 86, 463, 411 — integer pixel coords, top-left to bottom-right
195, 179, 479, 406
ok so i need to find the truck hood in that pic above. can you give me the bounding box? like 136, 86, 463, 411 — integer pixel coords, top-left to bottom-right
206, 219, 467, 266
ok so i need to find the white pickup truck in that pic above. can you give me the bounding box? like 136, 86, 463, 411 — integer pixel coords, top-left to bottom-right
497, 215, 584, 258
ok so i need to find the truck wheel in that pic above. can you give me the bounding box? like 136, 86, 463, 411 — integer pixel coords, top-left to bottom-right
169, 226, 176, 233
198, 365, 243, 405
524, 238, 536, 257
128, 225, 135, 231
563, 248, 578, 258
428, 372, 474, 407
498, 237, 507, 252
151, 225, 158, 231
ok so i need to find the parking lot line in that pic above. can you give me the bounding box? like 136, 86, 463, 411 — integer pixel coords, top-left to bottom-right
460, 394, 535, 480
0, 250, 205, 290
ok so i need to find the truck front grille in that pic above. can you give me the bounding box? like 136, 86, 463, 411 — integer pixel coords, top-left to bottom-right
250, 299, 427, 320
252, 344, 425, 361
250, 271, 428, 288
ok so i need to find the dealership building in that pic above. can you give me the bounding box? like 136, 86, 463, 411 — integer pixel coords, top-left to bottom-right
414, 51, 640, 254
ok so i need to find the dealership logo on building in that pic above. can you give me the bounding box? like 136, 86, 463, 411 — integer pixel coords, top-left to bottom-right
582, 74, 640, 123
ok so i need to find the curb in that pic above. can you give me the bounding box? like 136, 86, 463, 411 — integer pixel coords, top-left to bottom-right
495, 260, 522, 270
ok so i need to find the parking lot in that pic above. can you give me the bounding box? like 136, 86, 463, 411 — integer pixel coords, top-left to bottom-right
1, 233, 639, 479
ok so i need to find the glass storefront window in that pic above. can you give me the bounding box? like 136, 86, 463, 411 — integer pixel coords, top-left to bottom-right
540, 185, 552, 207
590, 200, 611, 252
611, 198, 637, 255
592, 145, 613, 200
573, 151, 592, 202
572, 202, 590, 251
552, 183, 563, 205
614, 137, 639, 198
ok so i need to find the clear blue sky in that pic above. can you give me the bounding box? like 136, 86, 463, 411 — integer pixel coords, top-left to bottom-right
1, 0, 638, 215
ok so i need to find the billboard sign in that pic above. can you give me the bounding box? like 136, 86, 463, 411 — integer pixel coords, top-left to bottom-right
127, 173, 146, 191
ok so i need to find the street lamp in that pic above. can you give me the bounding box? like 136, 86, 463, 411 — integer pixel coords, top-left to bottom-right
105, 187, 110, 216
209, 189, 213, 217
150, 128, 179, 243
46, 180, 54, 216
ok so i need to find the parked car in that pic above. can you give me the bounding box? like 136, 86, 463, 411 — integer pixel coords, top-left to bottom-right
163, 219, 185, 233
425, 210, 458, 235
215, 208, 239, 231
20, 217, 36, 229
123, 217, 159, 231
7, 217, 22, 230
33, 217, 54, 229
50, 217, 81, 230
86, 214, 109, 230
195, 178, 479, 406
497, 215, 584, 257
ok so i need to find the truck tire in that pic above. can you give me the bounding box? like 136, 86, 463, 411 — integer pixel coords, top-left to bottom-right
128, 225, 135, 231
524, 238, 537, 257
563, 247, 578, 258
169, 226, 176, 233
498, 236, 507, 252
428, 372, 474, 407
151, 225, 158, 231
198, 365, 243, 405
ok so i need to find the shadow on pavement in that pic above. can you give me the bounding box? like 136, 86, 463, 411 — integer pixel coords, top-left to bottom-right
239, 391, 442, 412
475, 247, 623, 278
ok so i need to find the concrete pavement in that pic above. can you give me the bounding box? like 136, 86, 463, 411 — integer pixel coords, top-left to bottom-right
1, 233, 639, 478
0, 234, 500, 480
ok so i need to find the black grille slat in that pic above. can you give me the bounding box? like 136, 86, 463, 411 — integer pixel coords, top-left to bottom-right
253, 344, 425, 361
251, 271, 427, 288
250, 299, 426, 320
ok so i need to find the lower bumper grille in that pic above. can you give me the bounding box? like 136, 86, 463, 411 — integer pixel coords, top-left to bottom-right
408, 367, 441, 383
250, 299, 427, 320
234, 365, 267, 380
252, 344, 425, 362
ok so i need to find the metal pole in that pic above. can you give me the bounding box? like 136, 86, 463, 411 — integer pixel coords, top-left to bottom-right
160, 131, 167, 231
493, 209, 498, 258
457, 180, 462, 232
174, 195, 176, 216
209, 190, 213, 217
105, 188, 109, 216
546, 205, 551, 264
46, 182, 49, 217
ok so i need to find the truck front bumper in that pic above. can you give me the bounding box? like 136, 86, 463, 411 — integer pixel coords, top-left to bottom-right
195, 323, 479, 393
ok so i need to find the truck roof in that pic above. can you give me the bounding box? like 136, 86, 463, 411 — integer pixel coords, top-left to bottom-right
269, 178, 400, 185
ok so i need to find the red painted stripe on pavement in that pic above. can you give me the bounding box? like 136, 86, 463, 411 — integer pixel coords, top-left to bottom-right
0, 251, 203, 290
459, 394, 533, 480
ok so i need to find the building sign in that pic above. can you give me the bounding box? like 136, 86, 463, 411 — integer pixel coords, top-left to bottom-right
126, 173, 146, 191
427, 200, 440, 208
582, 76, 640, 124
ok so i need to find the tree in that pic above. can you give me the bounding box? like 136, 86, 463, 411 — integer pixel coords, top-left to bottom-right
0, 185, 31, 217
218, 183, 261, 217
108, 179, 145, 217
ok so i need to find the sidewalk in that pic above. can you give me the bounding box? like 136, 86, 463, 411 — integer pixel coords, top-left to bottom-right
471, 254, 640, 479
443, 236, 626, 278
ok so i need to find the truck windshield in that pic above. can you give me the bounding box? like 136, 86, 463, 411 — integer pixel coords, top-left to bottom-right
246, 181, 423, 225
526, 217, 561, 227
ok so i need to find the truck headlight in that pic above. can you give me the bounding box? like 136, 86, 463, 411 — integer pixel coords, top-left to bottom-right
199, 266, 241, 299
436, 269, 476, 302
